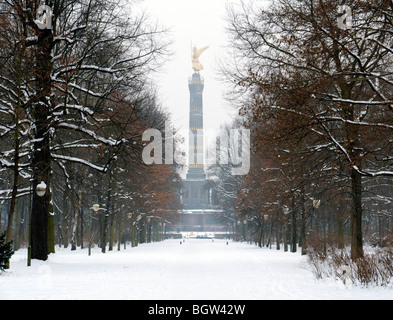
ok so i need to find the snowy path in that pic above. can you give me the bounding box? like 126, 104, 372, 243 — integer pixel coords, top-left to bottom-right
1, 239, 393, 300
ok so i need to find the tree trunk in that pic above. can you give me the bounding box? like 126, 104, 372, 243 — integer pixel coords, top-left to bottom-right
300, 194, 307, 255
283, 217, 288, 252
117, 211, 121, 251
70, 191, 81, 251
47, 193, 55, 254
31, 181, 50, 261
31, 19, 53, 261
5, 26, 25, 249
350, 167, 364, 259
109, 203, 115, 251
109, 214, 115, 251
337, 197, 345, 250
102, 179, 111, 253
80, 207, 84, 249
62, 186, 70, 248
6, 178, 19, 245
258, 224, 263, 248
291, 196, 297, 253
131, 217, 137, 247
341, 82, 364, 260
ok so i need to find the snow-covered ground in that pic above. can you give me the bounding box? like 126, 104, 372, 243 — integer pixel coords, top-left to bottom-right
1, 239, 392, 300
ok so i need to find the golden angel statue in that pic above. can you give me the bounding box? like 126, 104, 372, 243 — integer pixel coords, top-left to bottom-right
192, 45, 209, 72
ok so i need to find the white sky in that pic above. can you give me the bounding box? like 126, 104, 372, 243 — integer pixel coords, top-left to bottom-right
140, 0, 236, 133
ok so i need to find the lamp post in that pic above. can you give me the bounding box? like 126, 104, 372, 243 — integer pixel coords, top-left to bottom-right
88, 204, 100, 256
36, 181, 47, 197
313, 199, 321, 209
243, 220, 247, 242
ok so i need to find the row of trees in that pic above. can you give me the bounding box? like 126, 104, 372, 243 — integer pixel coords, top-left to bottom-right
211, 0, 393, 260
0, 0, 182, 263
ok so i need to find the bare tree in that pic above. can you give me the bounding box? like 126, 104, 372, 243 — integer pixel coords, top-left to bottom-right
0, 0, 170, 260
225, 0, 393, 259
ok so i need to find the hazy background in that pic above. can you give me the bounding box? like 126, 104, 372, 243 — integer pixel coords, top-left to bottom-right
140, 0, 236, 133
